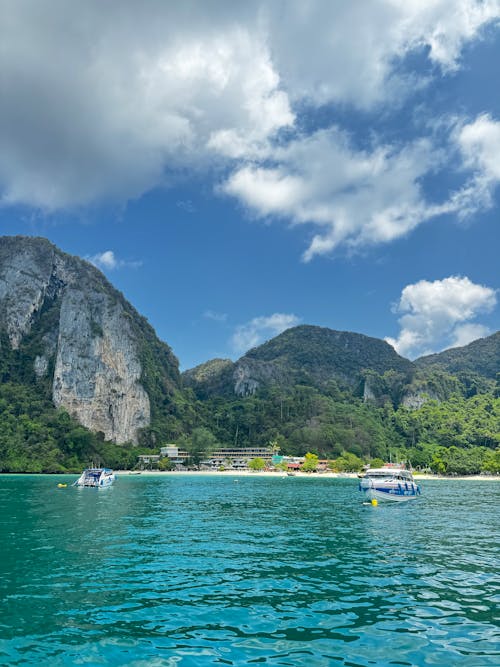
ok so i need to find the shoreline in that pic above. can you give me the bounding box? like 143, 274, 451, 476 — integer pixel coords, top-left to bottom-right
113, 470, 499, 481
0, 470, 498, 481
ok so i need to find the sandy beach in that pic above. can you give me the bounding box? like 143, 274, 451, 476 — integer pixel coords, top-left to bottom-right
114, 469, 499, 481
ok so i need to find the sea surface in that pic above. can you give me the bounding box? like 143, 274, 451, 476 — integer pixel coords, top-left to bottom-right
0, 475, 498, 666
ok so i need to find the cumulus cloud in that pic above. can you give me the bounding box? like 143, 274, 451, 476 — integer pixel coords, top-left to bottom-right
449, 113, 500, 213
86, 250, 142, 271
450, 322, 492, 347
231, 313, 300, 353
264, 0, 500, 108
0, 0, 498, 217
0, 2, 292, 210
222, 130, 449, 260
385, 276, 497, 358
224, 111, 500, 260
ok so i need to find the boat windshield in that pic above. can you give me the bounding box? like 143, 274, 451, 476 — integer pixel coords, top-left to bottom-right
365, 470, 394, 477
364, 469, 413, 480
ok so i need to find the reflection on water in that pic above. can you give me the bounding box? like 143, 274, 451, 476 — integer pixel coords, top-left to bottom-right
0, 475, 498, 666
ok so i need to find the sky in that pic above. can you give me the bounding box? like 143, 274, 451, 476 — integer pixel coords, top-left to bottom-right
0, 0, 499, 370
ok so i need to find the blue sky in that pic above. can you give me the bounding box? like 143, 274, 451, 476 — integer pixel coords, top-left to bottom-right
0, 1, 499, 370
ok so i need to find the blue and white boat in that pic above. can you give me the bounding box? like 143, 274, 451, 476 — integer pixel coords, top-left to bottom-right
73, 467, 115, 488
359, 465, 421, 502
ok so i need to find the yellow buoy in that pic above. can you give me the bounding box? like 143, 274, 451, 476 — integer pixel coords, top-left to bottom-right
371, 498, 378, 506
57, 483, 67, 488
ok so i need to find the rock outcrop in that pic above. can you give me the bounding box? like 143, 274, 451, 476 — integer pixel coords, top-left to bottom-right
184, 325, 414, 398
0, 236, 179, 444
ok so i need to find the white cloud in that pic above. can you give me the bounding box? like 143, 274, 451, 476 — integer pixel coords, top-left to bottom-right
223, 130, 448, 260
450, 322, 492, 347
0, 2, 292, 210
223, 111, 500, 260
0, 0, 498, 214
447, 113, 500, 215
385, 276, 497, 358
86, 250, 141, 271
231, 313, 300, 353
264, 1, 500, 108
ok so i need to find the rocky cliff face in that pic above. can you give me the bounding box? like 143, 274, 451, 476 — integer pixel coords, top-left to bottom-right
0, 236, 179, 444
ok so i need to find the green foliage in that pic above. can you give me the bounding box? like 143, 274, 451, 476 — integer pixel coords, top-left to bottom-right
198, 384, 401, 461
332, 451, 364, 472
158, 457, 174, 471
0, 381, 136, 472
429, 446, 496, 476
180, 426, 219, 465
416, 331, 499, 379
248, 457, 266, 471
301, 452, 319, 472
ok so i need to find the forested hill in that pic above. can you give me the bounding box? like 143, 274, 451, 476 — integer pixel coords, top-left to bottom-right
183, 325, 414, 398
184, 325, 499, 475
415, 331, 500, 379
245, 325, 413, 376
0, 236, 498, 475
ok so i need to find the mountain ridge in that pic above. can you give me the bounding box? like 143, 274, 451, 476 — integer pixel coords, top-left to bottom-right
184, 324, 415, 399
415, 331, 500, 380
0, 235, 498, 474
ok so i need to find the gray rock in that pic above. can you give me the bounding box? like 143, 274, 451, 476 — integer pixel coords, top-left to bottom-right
0, 236, 173, 444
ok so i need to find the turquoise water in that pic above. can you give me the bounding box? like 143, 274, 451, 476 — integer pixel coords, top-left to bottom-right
0, 475, 498, 666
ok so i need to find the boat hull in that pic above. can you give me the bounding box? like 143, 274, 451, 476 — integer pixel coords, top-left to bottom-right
361, 486, 420, 502
360, 480, 421, 502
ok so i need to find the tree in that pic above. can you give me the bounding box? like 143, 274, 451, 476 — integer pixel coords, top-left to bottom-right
332, 451, 364, 472
301, 452, 319, 472
369, 457, 385, 468
248, 457, 266, 471
268, 440, 281, 455
184, 427, 219, 465
158, 457, 173, 471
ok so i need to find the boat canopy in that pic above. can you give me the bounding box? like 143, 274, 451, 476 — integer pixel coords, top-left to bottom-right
363, 468, 413, 480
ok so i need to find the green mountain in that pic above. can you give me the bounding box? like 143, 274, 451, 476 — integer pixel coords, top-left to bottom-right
415, 331, 500, 379
0, 236, 497, 475
184, 326, 499, 473
183, 325, 414, 398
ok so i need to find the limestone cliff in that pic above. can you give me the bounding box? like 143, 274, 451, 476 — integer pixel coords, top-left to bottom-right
0, 236, 180, 444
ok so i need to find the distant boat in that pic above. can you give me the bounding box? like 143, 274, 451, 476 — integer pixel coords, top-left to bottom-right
358, 465, 421, 502
73, 468, 115, 488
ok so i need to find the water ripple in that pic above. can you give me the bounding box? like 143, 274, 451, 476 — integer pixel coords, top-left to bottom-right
0, 475, 498, 666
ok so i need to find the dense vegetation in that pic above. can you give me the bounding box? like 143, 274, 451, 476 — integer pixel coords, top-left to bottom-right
0, 382, 141, 472
245, 325, 413, 379
1, 369, 498, 475
189, 377, 500, 474
0, 251, 497, 477
416, 332, 500, 379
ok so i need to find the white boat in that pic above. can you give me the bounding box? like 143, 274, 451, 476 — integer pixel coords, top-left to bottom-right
359, 464, 421, 502
73, 467, 115, 488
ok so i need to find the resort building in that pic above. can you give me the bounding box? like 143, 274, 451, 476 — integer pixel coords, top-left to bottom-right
137, 454, 161, 469
201, 447, 273, 470
160, 445, 189, 466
